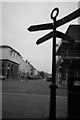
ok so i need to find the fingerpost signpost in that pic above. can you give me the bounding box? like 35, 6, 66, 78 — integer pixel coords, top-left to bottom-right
28, 7, 80, 120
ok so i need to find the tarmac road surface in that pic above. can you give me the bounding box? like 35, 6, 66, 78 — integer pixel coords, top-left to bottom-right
2, 79, 67, 119
2, 92, 67, 118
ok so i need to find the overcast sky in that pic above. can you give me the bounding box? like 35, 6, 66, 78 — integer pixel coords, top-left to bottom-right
1, 2, 79, 73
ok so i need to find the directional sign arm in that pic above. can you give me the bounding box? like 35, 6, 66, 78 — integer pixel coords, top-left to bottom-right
28, 23, 53, 32
36, 31, 53, 45
55, 31, 75, 43
28, 8, 80, 32
36, 31, 75, 45
56, 8, 80, 28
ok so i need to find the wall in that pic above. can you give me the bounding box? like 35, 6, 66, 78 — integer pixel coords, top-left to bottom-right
0, 46, 23, 65
0, 47, 9, 59
19, 60, 28, 79
0, 46, 23, 79
8, 47, 23, 64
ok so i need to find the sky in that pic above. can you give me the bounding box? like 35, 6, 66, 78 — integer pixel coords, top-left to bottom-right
1, 1, 79, 73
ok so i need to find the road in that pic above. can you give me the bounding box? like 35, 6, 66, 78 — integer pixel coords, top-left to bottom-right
2, 79, 68, 119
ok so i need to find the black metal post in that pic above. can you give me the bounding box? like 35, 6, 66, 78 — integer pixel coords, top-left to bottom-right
49, 8, 59, 120
27, 7, 80, 120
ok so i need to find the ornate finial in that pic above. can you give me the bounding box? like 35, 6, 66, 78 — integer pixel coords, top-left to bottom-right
51, 8, 59, 21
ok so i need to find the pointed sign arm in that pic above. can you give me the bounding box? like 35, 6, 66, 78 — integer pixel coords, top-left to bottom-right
28, 8, 80, 31
55, 8, 80, 28
36, 31, 53, 45
28, 23, 53, 32
36, 31, 75, 45
56, 31, 75, 43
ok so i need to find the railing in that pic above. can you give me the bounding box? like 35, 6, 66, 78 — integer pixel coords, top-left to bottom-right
61, 50, 80, 58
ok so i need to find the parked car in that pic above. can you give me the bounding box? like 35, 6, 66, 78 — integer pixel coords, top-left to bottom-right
46, 76, 52, 82
28, 76, 34, 79
0, 75, 6, 80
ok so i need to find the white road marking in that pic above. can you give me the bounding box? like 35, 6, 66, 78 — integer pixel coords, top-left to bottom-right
0, 92, 67, 99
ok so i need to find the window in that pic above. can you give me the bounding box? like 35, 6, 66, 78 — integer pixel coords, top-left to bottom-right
10, 49, 13, 57
10, 49, 16, 58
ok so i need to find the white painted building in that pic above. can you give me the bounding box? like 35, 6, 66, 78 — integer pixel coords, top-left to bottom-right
19, 60, 29, 79
0, 45, 39, 80
0, 45, 23, 79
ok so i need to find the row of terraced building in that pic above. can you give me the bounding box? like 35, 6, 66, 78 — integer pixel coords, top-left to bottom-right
0, 45, 39, 80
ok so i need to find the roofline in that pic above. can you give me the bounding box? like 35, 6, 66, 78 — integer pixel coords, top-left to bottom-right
0, 45, 22, 57
0, 59, 19, 65
66, 24, 80, 34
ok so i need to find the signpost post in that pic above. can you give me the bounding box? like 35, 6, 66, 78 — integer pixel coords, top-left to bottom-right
49, 8, 59, 120
27, 7, 80, 120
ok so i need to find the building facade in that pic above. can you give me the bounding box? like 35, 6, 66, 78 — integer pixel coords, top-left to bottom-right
0, 45, 23, 79
0, 45, 41, 80
19, 60, 29, 79
27, 63, 38, 79
56, 25, 80, 83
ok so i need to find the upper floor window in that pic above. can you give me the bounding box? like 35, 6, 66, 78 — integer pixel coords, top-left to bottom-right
10, 49, 16, 58
62, 44, 80, 57
10, 49, 13, 57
